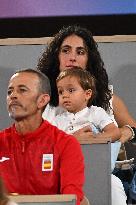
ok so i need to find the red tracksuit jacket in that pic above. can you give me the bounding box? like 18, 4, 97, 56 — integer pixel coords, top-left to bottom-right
0, 120, 84, 204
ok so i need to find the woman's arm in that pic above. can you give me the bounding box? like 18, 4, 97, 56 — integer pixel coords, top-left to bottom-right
112, 94, 136, 127
119, 126, 134, 143
113, 94, 136, 142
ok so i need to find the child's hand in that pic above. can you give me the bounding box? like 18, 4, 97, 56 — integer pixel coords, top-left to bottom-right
73, 126, 94, 141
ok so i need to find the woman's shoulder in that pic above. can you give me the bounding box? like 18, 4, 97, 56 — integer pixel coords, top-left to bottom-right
42, 104, 65, 123
89, 105, 106, 112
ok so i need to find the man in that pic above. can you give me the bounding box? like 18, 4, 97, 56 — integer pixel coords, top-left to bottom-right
0, 69, 84, 205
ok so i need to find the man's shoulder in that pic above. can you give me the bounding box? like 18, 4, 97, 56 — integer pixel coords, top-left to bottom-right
0, 126, 13, 142
0, 126, 13, 135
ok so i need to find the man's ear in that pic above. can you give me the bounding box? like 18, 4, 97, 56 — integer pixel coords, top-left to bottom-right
85, 89, 92, 101
37, 94, 50, 109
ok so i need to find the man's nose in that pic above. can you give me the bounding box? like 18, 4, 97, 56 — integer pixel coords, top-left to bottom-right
9, 91, 18, 99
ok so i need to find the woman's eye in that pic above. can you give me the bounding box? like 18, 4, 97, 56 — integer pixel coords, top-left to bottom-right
77, 49, 86, 55
60, 47, 70, 54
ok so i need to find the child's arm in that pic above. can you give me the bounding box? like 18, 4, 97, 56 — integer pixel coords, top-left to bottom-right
94, 123, 121, 142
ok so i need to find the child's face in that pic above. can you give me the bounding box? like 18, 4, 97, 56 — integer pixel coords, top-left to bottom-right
57, 76, 92, 113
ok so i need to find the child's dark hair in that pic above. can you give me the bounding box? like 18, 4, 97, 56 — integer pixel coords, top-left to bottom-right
56, 67, 96, 107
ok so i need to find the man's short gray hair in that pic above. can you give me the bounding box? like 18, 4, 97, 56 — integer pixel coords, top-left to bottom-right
14, 68, 51, 96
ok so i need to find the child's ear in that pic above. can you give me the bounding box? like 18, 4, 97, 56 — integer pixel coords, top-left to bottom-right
37, 94, 50, 109
85, 89, 92, 101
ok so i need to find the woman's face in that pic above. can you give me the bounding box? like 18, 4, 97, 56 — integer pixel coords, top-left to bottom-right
58, 34, 88, 71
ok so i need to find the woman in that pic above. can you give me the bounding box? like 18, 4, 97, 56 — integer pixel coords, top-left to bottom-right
37, 25, 136, 204
37, 25, 136, 142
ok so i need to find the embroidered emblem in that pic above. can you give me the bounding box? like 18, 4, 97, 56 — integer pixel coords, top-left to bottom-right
0, 157, 10, 162
42, 154, 53, 171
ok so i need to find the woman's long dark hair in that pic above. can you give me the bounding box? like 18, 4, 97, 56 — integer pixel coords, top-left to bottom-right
37, 25, 112, 112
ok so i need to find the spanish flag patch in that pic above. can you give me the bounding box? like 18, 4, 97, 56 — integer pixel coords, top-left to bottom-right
42, 154, 53, 171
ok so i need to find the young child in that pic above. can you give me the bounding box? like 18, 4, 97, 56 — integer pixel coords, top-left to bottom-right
53, 67, 121, 170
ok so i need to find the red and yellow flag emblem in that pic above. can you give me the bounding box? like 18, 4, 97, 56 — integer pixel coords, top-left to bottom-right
42, 154, 53, 171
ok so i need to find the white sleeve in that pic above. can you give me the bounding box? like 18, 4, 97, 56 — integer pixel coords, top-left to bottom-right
91, 106, 115, 131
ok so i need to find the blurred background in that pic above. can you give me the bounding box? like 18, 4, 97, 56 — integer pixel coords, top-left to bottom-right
0, 0, 136, 37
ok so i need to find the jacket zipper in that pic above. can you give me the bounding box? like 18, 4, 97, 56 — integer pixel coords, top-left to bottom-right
22, 139, 25, 153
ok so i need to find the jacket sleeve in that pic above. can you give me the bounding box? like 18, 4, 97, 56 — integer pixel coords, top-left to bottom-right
59, 134, 85, 205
